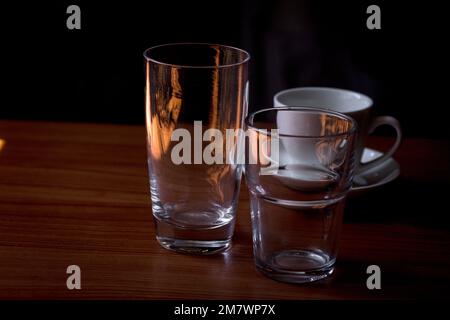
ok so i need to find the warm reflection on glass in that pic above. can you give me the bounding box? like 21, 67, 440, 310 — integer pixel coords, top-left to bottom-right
145, 43, 250, 254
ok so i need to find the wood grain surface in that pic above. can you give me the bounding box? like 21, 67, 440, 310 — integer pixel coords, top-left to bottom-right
0, 120, 449, 299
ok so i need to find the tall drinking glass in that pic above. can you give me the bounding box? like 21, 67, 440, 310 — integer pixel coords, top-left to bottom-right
145, 43, 250, 254
245, 107, 357, 283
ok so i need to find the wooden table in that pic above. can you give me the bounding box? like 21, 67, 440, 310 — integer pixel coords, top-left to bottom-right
0, 120, 449, 299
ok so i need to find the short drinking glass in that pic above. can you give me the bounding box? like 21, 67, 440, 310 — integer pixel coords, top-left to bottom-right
245, 107, 357, 283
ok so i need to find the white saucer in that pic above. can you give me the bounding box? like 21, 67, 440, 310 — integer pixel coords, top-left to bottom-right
269, 147, 400, 195
351, 148, 400, 193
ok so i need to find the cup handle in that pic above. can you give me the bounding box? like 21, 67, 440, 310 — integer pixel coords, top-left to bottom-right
357, 116, 402, 174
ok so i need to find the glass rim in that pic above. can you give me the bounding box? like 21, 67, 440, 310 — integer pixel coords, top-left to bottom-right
143, 42, 251, 69
245, 107, 358, 139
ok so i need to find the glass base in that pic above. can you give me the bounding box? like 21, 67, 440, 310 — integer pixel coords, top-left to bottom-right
256, 250, 335, 283
153, 211, 234, 255
156, 236, 231, 255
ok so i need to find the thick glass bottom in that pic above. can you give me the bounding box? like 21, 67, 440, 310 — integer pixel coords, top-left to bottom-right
256, 249, 335, 283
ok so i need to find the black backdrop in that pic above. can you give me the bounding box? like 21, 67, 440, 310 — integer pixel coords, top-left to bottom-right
2, 0, 448, 138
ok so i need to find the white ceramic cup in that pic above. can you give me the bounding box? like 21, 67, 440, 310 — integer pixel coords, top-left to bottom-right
274, 87, 402, 173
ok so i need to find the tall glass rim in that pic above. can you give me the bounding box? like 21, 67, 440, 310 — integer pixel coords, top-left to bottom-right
143, 42, 250, 69
245, 107, 358, 139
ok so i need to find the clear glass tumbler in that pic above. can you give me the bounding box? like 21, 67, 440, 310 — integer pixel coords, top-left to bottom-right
245, 107, 357, 283
144, 43, 250, 254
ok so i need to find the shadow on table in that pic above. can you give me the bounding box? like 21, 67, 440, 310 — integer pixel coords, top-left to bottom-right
345, 178, 450, 229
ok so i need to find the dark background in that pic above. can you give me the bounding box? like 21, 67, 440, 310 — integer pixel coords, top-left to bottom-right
1, 0, 447, 138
